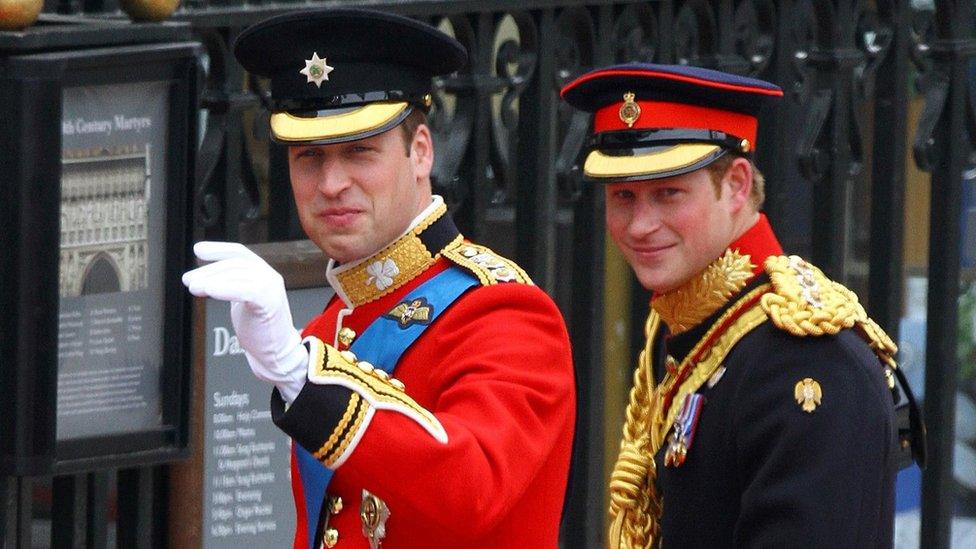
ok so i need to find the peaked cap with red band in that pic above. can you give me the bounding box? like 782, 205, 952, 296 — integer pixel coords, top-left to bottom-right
560, 63, 783, 182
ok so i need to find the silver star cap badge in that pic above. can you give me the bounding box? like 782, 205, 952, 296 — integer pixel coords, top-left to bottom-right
299, 52, 334, 88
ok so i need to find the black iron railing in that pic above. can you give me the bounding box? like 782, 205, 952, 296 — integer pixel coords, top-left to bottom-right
2, 1, 972, 547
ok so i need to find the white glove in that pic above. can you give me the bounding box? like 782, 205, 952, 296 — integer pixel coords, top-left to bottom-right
182, 241, 308, 403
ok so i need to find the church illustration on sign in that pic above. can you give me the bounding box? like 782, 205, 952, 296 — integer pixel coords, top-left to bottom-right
59, 144, 150, 297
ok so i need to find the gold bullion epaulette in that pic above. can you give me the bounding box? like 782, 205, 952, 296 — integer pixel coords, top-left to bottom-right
760, 255, 897, 366
442, 242, 533, 286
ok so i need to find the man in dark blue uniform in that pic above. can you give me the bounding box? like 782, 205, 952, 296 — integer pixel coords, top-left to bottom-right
561, 64, 924, 548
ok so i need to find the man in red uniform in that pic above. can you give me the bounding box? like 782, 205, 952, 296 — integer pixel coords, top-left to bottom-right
560, 64, 923, 548
182, 9, 575, 548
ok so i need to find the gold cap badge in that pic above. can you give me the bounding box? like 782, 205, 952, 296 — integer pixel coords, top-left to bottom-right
619, 91, 641, 128
794, 378, 822, 413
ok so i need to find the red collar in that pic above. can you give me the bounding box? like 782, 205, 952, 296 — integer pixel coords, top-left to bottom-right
730, 213, 783, 277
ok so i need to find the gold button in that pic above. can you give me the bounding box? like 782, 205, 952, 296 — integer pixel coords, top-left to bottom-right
389, 378, 405, 391
329, 496, 343, 515
372, 369, 390, 381
324, 527, 339, 548
338, 327, 356, 348
339, 350, 358, 364
358, 361, 375, 374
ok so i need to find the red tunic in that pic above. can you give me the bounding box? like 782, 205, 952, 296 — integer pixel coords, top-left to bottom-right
296, 256, 576, 548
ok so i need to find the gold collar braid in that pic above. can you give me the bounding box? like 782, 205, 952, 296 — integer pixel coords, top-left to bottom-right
651, 249, 755, 335
330, 202, 461, 307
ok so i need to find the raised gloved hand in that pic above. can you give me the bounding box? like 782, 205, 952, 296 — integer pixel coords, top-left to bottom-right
182, 241, 308, 403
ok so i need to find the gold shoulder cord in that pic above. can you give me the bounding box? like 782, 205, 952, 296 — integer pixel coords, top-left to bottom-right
608, 311, 663, 549
441, 243, 533, 286
761, 254, 900, 375
761, 255, 865, 337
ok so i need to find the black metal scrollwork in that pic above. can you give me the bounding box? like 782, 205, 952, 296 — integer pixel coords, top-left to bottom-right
793, 0, 839, 184
489, 12, 538, 206
674, 0, 718, 67
192, 27, 266, 238
841, 0, 896, 181
553, 6, 596, 204
909, 3, 945, 172
613, 3, 657, 64
733, 0, 776, 76
193, 28, 230, 232
428, 15, 478, 213
789, 0, 820, 103
852, 0, 893, 99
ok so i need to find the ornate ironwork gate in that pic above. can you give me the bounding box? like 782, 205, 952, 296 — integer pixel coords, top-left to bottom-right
2, 0, 973, 547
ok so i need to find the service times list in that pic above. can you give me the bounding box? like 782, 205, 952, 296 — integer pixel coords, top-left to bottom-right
202, 291, 339, 547
203, 287, 330, 547
207, 391, 280, 539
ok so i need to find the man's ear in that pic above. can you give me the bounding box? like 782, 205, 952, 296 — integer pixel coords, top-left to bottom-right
724, 156, 753, 213
410, 123, 434, 183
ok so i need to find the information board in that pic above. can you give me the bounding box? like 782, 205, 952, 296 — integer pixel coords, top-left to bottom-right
202, 287, 333, 546
0, 26, 197, 476
56, 81, 171, 440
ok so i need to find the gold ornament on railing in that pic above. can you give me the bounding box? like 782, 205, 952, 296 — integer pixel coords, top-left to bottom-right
0, 0, 43, 31
119, 0, 180, 22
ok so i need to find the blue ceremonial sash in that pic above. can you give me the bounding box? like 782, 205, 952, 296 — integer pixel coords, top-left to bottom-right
295, 266, 478, 549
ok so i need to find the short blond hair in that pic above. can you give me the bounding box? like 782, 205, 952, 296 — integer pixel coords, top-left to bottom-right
705, 154, 765, 210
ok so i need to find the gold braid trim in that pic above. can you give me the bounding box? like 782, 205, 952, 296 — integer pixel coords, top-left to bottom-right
608, 311, 663, 549
652, 249, 755, 335
661, 303, 769, 434
314, 393, 362, 462
304, 337, 448, 445
608, 285, 773, 548
857, 317, 898, 368
761, 255, 899, 367
334, 202, 450, 307
323, 397, 369, 467
761, 255, 866, 337
442, 242, 533, 286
